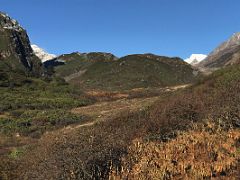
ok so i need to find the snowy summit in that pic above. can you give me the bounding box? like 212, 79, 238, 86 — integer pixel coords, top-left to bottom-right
31, 44, 56, 62
185, 54, 207, 65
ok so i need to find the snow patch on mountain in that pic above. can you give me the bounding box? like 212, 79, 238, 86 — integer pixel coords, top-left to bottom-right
31, 44, 56, 62
185, 54, 207, 65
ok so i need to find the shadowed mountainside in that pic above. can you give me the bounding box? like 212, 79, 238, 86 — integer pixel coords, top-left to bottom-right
0, 12, 42, 86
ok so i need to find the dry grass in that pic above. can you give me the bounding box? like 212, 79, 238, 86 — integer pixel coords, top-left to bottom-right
0, 134, 37, 156
85, 84, 188, 101
110, 123, 240, 179
86, 90, 129, 101
71, 96, 159, 122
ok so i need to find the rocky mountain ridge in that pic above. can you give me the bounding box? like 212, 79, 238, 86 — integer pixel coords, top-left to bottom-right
59, 52, 118, 62
0, 12, 41, 76
198, 32, 240, 71
208, 32, 240, 56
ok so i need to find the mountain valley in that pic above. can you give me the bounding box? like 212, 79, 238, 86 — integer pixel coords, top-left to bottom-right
0, 12, 240, 180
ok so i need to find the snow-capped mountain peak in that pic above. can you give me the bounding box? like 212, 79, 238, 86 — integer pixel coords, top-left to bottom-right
185, 54, 207, 65
31, 44, 56, 62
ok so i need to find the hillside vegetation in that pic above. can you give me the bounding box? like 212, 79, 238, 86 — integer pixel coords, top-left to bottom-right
110, 65, 240, 179
55, 53, 197, 91
2, 64, 239, 179
0, 78, 94, 138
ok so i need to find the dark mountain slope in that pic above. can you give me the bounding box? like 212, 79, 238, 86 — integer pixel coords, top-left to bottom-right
54, 53, 197, 91
0, 12, 42, 86
53, 52, 117, 76
43, 52, 118, 80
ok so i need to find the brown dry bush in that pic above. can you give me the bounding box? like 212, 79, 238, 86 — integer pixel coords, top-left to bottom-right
110, 125, 240, 179
108, 66, 240, 179
12, 110, 149, 179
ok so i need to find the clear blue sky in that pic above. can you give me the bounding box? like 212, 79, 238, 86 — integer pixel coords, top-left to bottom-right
1, 0, 240, 59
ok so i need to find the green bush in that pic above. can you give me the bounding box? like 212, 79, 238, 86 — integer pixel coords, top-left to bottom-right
0, 78, 94, 136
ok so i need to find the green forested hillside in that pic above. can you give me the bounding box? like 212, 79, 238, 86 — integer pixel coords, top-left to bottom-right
55, 53, 197, 91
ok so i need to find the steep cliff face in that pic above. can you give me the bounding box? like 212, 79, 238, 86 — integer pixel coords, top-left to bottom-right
0, 12, 42, 77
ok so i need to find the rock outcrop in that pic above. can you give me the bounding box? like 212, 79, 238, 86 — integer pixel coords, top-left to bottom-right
0, 12, 42, 76
198, 32, 240, 72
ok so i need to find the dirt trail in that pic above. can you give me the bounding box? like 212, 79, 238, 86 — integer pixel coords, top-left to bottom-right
63, 96, 159, 132
63, 84, 190, 132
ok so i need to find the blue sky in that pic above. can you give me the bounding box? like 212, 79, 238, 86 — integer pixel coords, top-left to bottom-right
1, 0, 240, 59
